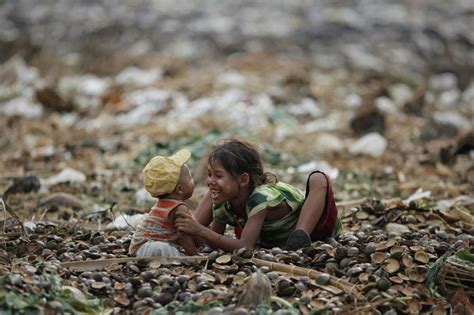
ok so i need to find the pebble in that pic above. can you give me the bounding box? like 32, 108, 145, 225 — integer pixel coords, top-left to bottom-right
365, 243, 376, 255
347, 247, 360, 257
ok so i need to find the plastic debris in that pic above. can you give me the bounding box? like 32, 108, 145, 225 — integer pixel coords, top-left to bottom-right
314, 133, 345, 153
115, 66, 163, 87
349, 132, 388, 157
297, 160, 339, 179
58, 75, 111, 109
433, 111, 471, 130
428, 73, 458, 92
41, 168, 87, 187
106, 214, 144, 230
1, 97, 43, 118
287, 98, 324, 118
135, 187, 156, 206
404, 188, 432, 204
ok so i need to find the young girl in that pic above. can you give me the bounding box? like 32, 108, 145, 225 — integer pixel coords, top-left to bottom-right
175, 138, 341, 251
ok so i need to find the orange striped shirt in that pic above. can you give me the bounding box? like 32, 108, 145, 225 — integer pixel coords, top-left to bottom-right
129, 199, 184, 255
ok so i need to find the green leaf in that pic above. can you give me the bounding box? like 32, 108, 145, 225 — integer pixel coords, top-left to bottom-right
427, 252, 449, 286
57, 288, 103, 314
455, 249, 474, 264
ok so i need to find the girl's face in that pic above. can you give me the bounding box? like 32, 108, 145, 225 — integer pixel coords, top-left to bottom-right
207, 158, 240, 204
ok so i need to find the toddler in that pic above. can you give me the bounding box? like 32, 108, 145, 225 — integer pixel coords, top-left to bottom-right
129, 149, 197, 256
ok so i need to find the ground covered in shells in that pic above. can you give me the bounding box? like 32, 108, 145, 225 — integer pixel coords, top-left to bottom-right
1, 1, 473, 314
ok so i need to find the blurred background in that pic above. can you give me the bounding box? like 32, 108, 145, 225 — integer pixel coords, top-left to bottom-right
0, 3, 473, 313
0, 0, 472, 206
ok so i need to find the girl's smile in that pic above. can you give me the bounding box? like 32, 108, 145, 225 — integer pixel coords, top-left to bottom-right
207, 158, 241, 204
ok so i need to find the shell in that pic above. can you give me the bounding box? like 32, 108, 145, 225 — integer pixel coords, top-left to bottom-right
414, 251, 429, 264
402, 255, 414, 268
409, 270, 427, 283
370, 252, 386, 264
216, 254, 232, 265
389, 276, 404, 284
383, 258, 400, 274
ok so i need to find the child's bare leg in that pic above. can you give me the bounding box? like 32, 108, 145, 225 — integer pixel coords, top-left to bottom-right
296, 172, 327, 235
286, 172, 327, 250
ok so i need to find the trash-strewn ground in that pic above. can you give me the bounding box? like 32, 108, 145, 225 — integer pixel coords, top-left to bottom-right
0, 1, 473, 314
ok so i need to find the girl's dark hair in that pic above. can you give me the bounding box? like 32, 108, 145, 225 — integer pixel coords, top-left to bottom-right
209, 137, 277, 191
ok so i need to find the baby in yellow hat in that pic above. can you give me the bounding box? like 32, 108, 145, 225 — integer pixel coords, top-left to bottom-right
129, 149, 198, 257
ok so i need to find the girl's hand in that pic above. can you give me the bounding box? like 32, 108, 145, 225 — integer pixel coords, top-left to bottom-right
175, 214, 203, 236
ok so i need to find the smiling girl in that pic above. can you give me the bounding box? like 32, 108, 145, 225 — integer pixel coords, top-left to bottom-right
175, 138, 341, 251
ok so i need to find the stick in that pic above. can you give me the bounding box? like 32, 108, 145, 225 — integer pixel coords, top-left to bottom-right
250, 258, 361, 299
0, 198, 28, 239
61, 255, 209, 271
335, 198, 367, 209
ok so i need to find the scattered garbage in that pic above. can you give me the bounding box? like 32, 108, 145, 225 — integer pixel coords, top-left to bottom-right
350, 107, 385, 135
428, 73, 458, 92
314, 133, 345, 153
58, 75, 111, 110
0, 1, 472, 314
1, 97, 44, 118
297, 160, 339, 179
115, 66, 163, 87
41, 168, 87, 187
349, 132, 388, 157
106, 214, 144, 230
134, 187, 155, 206
404, 188, 432, 204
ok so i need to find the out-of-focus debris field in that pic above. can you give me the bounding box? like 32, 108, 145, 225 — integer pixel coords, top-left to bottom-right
0, 1, 473, 314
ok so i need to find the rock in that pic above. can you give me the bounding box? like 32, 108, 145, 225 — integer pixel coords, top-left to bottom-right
3, 175, 41, 199
39, 192, 84, 210
386, 223, 410, 236
36, 88, 74, 112
420, 119, 458, 141
238, 270, 272, 307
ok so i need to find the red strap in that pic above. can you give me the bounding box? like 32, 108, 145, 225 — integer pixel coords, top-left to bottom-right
235, 225, 243, 239
313, 171, 338, 238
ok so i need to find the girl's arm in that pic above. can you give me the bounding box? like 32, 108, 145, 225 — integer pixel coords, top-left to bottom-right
176, 209, 268, 252
168, 205, 198, 255
194, 190, 214, 226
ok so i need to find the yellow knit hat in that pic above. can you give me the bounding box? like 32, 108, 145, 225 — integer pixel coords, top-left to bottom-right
143, 149, 191, 197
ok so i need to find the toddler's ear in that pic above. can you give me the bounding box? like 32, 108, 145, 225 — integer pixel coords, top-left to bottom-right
238, 173, 250, 187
